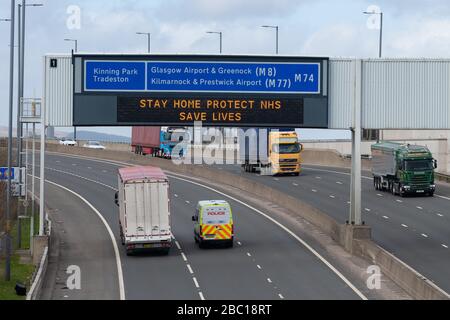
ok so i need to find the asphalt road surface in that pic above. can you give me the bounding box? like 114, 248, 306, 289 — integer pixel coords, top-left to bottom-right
213, 163, 450, 294
38, 154, 365, 300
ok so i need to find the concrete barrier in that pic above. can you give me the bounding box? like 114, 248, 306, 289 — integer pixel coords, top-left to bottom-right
46, 144, 449, 300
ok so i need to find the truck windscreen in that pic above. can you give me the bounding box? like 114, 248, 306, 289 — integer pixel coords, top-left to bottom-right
404, 160, 433, 171
272, 143, 301, 154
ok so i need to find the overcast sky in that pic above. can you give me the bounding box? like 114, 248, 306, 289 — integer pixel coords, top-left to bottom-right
1, 0, 449, 138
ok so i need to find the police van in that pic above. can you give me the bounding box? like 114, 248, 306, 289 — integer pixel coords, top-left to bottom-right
192, 200, 234, 248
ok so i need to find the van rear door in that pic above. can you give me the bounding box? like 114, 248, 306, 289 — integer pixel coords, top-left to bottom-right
124, 180, 170, 238
201, 205, 232, 240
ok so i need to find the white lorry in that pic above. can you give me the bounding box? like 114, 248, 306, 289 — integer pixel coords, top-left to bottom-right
115, 166, 172, 255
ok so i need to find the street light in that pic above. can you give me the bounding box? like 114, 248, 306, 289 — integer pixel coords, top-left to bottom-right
206, 31, 222, 54
16, 1, 43, 249
363, 10, 383, 58
64, 38, 78, 52
136, 32, 151, 53
261, 25, 279, 54
3, 0, 15, 282
64, 38, 78, 141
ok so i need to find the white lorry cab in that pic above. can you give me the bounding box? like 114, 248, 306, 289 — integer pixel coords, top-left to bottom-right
116, 166, 172, 255
192, 200, 234, 248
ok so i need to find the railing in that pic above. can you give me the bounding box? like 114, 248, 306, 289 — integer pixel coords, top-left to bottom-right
436, 172, 450, 183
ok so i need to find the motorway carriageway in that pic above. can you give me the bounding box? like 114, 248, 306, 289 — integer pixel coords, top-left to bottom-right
213, 163, 450, 294
37, 154, 367, 300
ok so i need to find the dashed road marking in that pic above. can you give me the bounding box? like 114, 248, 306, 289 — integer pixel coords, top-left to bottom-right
175, 241, 181, 250
377, 194, 383, 197
257, 265, 262, 270
187, 264, 194, 274
336, 181, 343, 185
199, 292, 205, 300
364, 208, 371, 212
312, 189, 317, 193
274, 178, 279, 181
396, 200, 403, 203
247, 252, 252, 257
185, 200, 190, 204
442, 244, 448, 249
401, 224, 408, 228
382, 216, 389, 220
437, 213, 444, 217
316, 176, 321, 179
181, 252, 188, 261
72, 163, 77, 166
416, 206, 423, 210
329, 195, 335, 199
174, 194, 178, 198
237, 241, 242, 246
293, 183, 298, 186
267, 278, 272, 283
87, 167, 92, 170
278, 294, 284, 299
193, 277, 200, 288
421, 234, 429, 238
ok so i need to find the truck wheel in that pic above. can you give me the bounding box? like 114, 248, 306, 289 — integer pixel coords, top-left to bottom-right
429, 192, 434, 197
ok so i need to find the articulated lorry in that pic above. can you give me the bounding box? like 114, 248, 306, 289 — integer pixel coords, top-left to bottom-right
371, 142, 437, 197
239, 128, 303, 176
115, 166, 172, 255
132, 126, 188, 158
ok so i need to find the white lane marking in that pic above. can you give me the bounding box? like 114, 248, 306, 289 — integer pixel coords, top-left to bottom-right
267, 278, 272, 283
377, 194, 383, 197
315, 176, 321, 179
44, 179, 125, 300
442, 244, 448, 249
41, 166, 117, 191
304, 166, 372, 180
56, 160, 60, 163
72, 163, 77, 166
164, 174, 368, 300
347, 201, 351, 204
437, 213, 444, 217
436, 195, 450, 201
199, 292, 205, 300
274, 178, 279, 181
185, 200, 190, 204
312, 189, 317, 193
247, 252, 252, 257
382, 216, 389, 220
87, 167, 92, 170
193, 277, 200, 288
336, 181, 343, 185
421, 234, 429, 238
278, 293, 284, 299
293, 183, 298, 186
401, 224, 408, 228
174, 194, 178, 198
365, 208, 371, 212
48, 152, 369, 300
416, 206, 423, 210
257, 265, 262, 270
396, 199, 403, 203
237, 241, 242, 246
329, 195, 335, 199
187, 264, 194, 274
102, 170, 108, 173
175, 241, 181, 250
181, 252, 188, 262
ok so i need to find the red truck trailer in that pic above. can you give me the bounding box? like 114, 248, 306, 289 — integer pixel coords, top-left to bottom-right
131, 127, 161, 156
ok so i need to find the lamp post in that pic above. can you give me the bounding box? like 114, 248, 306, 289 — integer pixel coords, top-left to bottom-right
16, 2, 43, 249
3, 0, 15, 282
64, 38, 78, 141
363, 11, 383, 58
136, 32, 151, 53
206, 31, 222, 54
261, 25, 279, 54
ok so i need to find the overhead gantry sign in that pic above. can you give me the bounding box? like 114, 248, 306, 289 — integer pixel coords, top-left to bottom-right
72, 54, 329, 128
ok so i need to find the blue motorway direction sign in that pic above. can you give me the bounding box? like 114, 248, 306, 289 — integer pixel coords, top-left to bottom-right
0, 167, 15, 180
75, 54, 328, 128
84, 60, 320, 94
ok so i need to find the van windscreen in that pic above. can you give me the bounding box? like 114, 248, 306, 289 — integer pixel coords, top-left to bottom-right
203, 206, 230, 225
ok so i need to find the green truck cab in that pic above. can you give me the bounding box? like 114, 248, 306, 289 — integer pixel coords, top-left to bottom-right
371, 142, 437, 197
